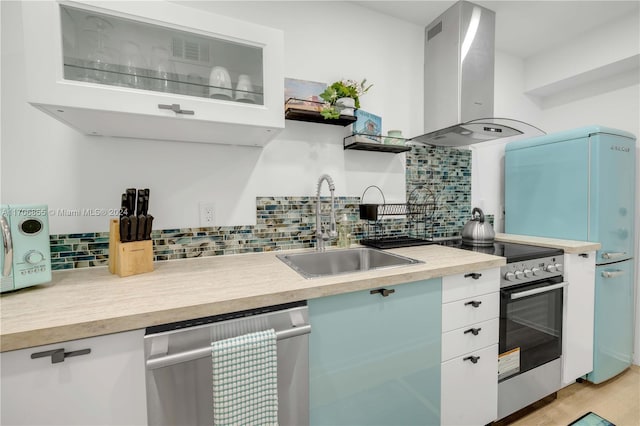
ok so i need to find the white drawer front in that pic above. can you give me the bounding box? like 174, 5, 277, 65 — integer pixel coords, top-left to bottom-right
442, 318, 499, 361
441, 344, 498, 426
442, 268, 500, 303
442, 292, 499, 332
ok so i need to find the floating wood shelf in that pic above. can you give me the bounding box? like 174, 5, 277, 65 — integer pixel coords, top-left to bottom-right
343, 134, 412, 153
284, 98, 356, 127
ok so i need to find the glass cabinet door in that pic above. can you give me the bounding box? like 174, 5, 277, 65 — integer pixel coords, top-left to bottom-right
22, 0, 283, 145
60, 4, 264, 105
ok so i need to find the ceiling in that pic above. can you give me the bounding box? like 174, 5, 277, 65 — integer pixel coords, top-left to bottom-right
353, 1, 640, 58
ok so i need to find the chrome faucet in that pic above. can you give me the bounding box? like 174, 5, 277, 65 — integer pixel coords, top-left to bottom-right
315, 174, 337, 251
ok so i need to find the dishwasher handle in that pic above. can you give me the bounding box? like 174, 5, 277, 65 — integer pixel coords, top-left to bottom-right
146, 324, 311, 370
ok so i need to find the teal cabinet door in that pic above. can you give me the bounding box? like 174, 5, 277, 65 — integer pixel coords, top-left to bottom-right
309, 279, 442, 426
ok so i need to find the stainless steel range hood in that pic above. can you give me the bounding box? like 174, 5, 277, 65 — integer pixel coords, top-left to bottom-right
410, 1, 536, 147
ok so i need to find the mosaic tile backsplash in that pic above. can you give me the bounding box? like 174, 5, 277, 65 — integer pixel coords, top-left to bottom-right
50, 146, 475, 270
406, 145, 472, 239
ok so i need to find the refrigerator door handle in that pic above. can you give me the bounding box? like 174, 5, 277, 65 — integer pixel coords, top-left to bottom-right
601, 252, 626, 260
601, 270, 625, 279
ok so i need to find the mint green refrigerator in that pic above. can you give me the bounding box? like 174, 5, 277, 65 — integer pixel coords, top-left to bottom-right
504, 125, 636, 384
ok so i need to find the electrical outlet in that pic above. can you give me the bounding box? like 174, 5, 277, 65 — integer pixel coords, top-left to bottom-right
199, 202, 215, 226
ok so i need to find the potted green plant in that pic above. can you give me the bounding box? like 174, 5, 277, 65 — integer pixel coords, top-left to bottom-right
319, 78, 372, 119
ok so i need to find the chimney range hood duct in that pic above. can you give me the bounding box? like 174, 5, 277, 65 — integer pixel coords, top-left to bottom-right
410, 1, 540, 147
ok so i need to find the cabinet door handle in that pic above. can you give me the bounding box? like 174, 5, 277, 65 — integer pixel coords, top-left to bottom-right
463, 355, 480, 364
158, 103, 195, 115
464, 327, 482, 336
31, 348, 91, 364
370, 288, 395, 297
464, 272, 482, 280
464, 300, 482, 308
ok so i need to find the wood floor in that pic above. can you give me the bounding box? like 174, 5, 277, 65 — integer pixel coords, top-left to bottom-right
508, 365, 640, 425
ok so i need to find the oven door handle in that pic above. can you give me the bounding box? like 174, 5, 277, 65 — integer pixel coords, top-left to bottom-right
510, 282, 567, 300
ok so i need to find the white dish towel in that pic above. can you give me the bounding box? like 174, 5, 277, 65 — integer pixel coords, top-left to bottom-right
211, 329, 278, 425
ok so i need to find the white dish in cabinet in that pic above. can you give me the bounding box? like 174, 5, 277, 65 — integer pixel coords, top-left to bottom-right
21, 0, 284, 146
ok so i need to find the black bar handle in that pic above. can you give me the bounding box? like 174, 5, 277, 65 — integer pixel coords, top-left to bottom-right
464, 327, 482, 336
464, 300, 482, 308
31, 348, 91, 364
463, 355, 480, 364
370, 288, 395, 297
464, 272, 482, 280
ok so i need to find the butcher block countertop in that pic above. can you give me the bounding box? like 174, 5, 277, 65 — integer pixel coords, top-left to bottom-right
0, 234, 598, 352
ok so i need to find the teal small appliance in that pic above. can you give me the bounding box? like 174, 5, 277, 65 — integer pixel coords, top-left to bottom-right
1, 204, 52, 292
504, 126, 636, 384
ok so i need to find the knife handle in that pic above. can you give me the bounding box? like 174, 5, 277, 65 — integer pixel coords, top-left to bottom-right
143, 189, 150, 215
126, 188, 136, 214
144, 215, 154, 240
120, 217, 130, 242
129, 216, 137, 242
137, 192, 145, 217
137, 216, 146, 241
120, 194, 129, 218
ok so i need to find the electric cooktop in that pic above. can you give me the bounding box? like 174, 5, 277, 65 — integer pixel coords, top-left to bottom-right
438, 238, 563, 263
360, 236, 563, 263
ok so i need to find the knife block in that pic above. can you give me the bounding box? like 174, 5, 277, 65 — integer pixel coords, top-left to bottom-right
108, 219, 154, 277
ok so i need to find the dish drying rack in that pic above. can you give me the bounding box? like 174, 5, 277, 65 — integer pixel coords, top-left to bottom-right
359, 185, 438, 249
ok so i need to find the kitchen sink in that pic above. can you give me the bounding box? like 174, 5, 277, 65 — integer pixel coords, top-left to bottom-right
276, 247, 423, 279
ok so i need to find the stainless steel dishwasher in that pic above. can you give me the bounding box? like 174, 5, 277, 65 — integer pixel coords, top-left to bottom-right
144, 301, 310, 425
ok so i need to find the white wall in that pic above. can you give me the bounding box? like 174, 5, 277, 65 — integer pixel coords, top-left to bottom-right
524, 13, 639, 95
470, 51, 544, 231
0, 0, 424, 233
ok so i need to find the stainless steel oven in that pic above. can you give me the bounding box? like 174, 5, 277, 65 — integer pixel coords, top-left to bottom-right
499, 275, 565, 381
497, 251, 566, 420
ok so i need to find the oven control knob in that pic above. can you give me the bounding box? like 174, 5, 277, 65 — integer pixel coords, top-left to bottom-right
531, 267, 541, 276
523, 268, 533, 278
554, 263, 563, 272
504, 271, 516, 281
24, 250, 45, 265
514, 270, 524, 280
545, 264, 557, 273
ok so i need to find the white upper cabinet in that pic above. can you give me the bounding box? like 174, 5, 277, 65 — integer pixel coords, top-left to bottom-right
21, 0, 285, 146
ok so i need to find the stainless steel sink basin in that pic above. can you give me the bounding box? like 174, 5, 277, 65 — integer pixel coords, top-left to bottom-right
277, 247, 423, 279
